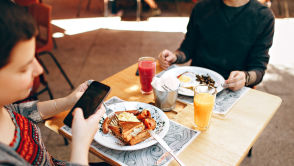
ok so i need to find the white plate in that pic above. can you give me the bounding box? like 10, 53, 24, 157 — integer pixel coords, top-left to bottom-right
161, 66, 225, 96
94, 102, 170, 151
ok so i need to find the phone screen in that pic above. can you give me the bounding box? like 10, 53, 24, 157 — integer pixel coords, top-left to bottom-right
63, 81, 111, 127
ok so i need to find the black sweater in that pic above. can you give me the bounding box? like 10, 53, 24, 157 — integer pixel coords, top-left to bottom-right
178, 0, 275, 82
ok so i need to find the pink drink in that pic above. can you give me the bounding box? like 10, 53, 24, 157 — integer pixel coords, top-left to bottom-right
138, 57, 156, 94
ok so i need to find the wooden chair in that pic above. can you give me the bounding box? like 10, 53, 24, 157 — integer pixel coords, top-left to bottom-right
28, 3, 74, 90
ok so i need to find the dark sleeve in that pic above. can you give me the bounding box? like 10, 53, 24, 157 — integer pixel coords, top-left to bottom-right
177, 7, 198, 63
8, 101, 43, 123
246, 70, 264, 87
250, 70, 264, 87
246, 12, 275, 84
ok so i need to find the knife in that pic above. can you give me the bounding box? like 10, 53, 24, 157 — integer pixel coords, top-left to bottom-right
148, 130, 185, 166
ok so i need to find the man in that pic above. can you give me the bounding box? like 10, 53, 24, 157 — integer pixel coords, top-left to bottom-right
158, 0, 274, 91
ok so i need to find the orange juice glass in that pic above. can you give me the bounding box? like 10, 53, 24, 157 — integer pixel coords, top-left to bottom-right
193, 85, 216, 131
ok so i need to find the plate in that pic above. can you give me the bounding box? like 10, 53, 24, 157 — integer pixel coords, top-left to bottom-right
94, 101, 170, 151
161, 66, 225, 96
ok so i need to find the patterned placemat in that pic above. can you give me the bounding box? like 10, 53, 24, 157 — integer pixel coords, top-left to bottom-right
60, 97, 200, 166
156, 65, 250, 116
178, 87, 250, 115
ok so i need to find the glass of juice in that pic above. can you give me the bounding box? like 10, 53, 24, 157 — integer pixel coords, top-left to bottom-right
193, 84, 216, 131
138, 57, 156, 95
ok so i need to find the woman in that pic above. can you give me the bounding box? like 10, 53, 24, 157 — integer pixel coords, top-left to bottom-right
0, 1, 106, 165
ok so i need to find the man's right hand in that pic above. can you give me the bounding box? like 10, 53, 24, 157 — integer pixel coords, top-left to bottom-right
158, 49, 177, 70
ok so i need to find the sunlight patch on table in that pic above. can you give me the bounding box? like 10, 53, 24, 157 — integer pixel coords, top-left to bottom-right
125, 85, 140, 93
51, 17, 189, 35
52, 32, 65, 38
129, 96, 140, 101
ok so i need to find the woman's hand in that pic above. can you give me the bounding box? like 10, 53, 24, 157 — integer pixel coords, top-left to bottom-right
67, 80, 91, 106
225, 71, 246, 91
38, 80, 93, 119
158, 49, 177, 70
70, 106, 105, 165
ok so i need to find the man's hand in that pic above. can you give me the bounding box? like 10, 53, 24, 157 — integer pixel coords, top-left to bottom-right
158, 49, 177, 70
70, 107, 105, 165
225, 71, 246, 91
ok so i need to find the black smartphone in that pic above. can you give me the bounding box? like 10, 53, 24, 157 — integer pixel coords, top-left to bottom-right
63, 81, 111, 127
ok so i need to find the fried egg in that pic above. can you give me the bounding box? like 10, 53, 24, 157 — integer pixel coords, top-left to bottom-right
177, 72, 200, 96
178, 72, 199, 88
118, 112, 140, 122
178, 75, 191, 83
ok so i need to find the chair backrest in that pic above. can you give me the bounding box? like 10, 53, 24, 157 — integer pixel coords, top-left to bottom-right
14, 0, 39, 6
28, 3, 53, 49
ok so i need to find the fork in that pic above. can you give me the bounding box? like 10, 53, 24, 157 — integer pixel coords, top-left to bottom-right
162, 84, 173, 91
102, 102, 114, 116
109, 114, 119, 126
102, 103, 119, 126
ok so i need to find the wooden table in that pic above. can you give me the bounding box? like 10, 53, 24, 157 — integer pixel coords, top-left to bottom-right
45, 63, 282, 166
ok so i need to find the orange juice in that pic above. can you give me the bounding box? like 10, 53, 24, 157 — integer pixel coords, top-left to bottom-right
194, 92, 215, 131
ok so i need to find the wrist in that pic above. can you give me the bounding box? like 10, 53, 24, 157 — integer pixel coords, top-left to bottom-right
172, 54, 177, 64
57, 96, 76, 113
71, 142, 89, 164
172, 52, 179, 64
244, 71, 250, 86
173, 50, 186, 64
66, 94, 78, 108
72, 142, 90, 153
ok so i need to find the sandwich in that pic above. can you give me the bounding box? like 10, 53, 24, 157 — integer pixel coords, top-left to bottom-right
103, 109, 156, 145
109, 121, 151, 145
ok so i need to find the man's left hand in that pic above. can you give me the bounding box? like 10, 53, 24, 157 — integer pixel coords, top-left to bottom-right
225, 71, 246, 91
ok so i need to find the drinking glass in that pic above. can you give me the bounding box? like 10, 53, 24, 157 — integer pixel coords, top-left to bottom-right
193, 84, 216, 131
138, 57, 156, 94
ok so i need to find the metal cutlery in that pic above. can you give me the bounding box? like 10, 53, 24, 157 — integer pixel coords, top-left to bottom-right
148, 130, 185, 166
161, 84, 173, 91
102, 102, 114, 116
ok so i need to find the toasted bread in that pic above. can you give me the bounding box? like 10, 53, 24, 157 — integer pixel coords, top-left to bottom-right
128, 129, 151, 145
119, 121, 145, 142
107, 110, 154, 146
109, 120, 151, 145
108, 125, 136, 145
108, 125, 123, 141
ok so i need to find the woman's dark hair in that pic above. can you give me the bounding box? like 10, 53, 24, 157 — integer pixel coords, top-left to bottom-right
0, 0, 37, 68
